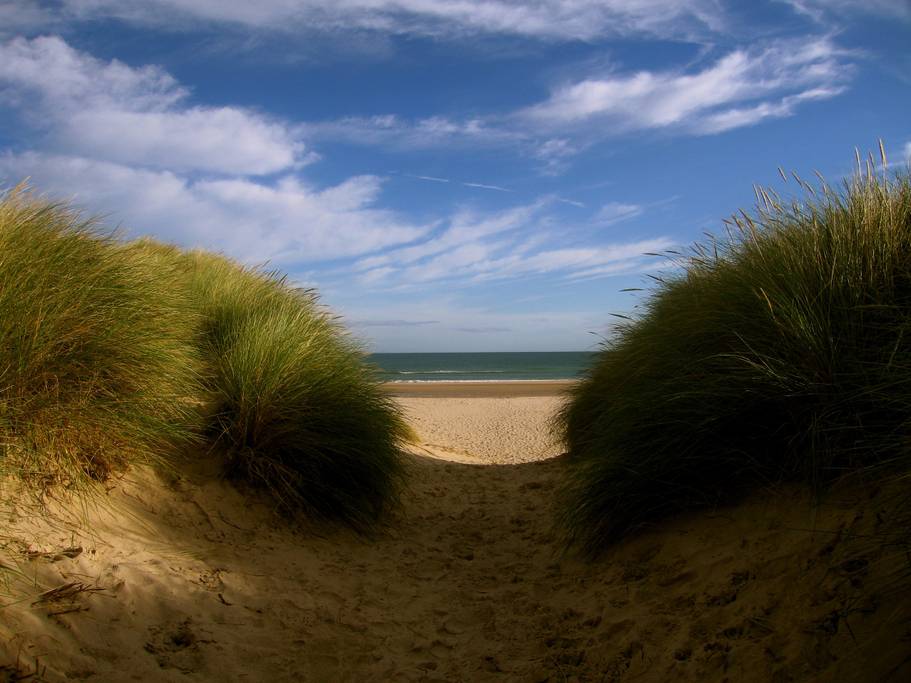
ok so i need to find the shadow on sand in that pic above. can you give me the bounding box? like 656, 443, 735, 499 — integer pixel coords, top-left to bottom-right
2, 447, 909, 682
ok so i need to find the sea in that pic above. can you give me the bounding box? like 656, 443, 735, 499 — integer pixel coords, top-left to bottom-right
369, 352, 596, 383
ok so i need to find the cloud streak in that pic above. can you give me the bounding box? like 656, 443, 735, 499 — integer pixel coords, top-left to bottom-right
46, 0, 726, 42
596, 202, 643, 225
521, 38, 852, 135
304, 114, 518, 150
353, 319, 440, 327
455, 326, 511, 333
341, 199, 674, 290
782, 0, 911, 22
403, 174, 512, 192
461, 181, 512, 193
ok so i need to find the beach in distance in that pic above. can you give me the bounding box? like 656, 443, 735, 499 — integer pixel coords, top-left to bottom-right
385, 379, 575, 398
370, 351, 596, 382
376, 351, 585, 398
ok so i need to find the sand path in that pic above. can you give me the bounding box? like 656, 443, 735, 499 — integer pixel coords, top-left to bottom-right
2, 395, 909, 681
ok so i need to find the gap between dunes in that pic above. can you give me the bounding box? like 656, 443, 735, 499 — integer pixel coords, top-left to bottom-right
2, 394, 909, 682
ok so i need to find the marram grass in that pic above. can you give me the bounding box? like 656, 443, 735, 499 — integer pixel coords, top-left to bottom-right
1, 189, 407, 530
181, 250, 409, 529
0, 187, 201, 490
559, 154, 911, 556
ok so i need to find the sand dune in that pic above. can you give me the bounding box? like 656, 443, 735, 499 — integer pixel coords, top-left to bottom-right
2, 394, 909, 681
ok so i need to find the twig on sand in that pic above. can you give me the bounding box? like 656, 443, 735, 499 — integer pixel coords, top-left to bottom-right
23, 546, 83, 562
31, 581, 105, 616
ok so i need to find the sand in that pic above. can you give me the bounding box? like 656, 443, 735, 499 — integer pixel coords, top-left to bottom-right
2, 389, 910, 682
385, 380, 576, 399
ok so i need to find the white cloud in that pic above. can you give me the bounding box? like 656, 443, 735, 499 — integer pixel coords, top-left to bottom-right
532, 138, 582, 175
303, 114, 517, 149
0, 36, 306, 175
595, 202, 643, 225
0, 151, 424, 264
53, 0, 725, 41
353, 202, 545, 273
461, 181, 511, 192
352, 319, 440, 327
484, 239, 673, 280
339, 197, 673, 289
696, 87, 846, 133
783, 0, 911, 22
407, 174, 450, 183
521, 38, 851, 134
565, 259, 656, 281
60, 107, 308, 176
0, 2, 58, 38
402, 174, 512, 192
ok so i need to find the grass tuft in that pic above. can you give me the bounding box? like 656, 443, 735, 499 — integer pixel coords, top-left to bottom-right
558, 154, 911, 556
2, 188, 407, 530
131, 245, 410, 529
0, 186, 201, 490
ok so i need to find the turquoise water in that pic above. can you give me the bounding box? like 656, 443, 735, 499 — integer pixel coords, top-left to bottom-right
369, 352, 596, 382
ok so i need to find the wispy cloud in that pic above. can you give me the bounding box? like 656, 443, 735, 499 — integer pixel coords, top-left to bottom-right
782, 0, 911, 22
407, 174, 450, 183
352, 202, 547, 274
521, 38, 852, 134
696, 86, 845, 133
353, 319, 440, 327
338, 197, 674, 290
0, 1, 56, 38
402, 173, 512, 192
460, 181, 512, 192
531, 138, 582, 175
304, 114, 518, 149
555, 197, 587, 208
456, 326, 511, 333
595, 202, 643, 225
39, 0, 726, 42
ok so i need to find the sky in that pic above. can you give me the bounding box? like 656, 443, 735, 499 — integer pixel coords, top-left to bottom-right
1, 1, 909, 352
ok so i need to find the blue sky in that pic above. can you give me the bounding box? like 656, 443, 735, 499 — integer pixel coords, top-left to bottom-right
1, 1, 909, 352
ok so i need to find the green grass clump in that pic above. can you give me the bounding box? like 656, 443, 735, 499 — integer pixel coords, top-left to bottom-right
136, 246, 409, 529
1, 189, 406, 531
0, 187, 201, 489
559, 154, 911, 555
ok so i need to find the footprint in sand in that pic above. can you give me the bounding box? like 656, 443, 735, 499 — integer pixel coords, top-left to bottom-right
144, 619, 208, 674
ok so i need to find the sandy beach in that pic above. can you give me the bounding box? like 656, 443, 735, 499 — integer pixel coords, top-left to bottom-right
385, 380, 576, 398
2, 391, 909, 681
